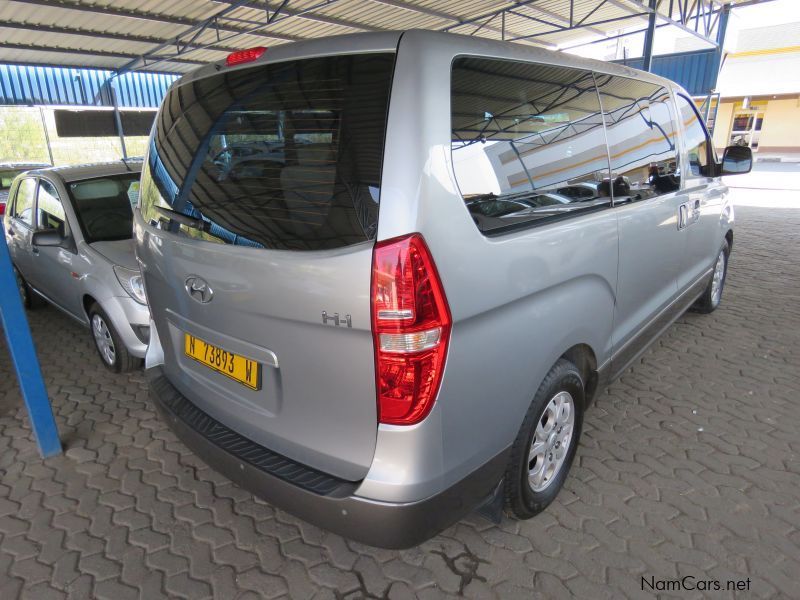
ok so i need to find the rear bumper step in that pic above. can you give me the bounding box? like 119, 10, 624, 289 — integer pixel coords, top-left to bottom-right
147, 366, 509, 548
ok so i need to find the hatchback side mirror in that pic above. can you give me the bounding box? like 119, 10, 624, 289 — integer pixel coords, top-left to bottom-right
720, 145, 753, 175
32, 229, 66, 247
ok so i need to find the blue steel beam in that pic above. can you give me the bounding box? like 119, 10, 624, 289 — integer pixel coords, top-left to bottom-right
0, 233, 61, 458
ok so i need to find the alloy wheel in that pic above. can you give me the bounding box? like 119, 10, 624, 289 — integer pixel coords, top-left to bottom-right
711, 250, 726, 306
528, 390, 575, 492
92, 314, 116, 366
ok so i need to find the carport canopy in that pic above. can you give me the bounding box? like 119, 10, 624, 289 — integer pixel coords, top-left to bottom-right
0, 0, 754, 75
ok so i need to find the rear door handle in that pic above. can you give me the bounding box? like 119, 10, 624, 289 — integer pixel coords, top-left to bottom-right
32, 246, 39, 255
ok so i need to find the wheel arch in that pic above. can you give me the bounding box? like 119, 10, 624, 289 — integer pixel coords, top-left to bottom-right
559, 343, 598, 409
82, 294, 99, 320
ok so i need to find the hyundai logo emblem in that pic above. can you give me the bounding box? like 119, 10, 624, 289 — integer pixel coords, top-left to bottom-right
185, 276, 213, 303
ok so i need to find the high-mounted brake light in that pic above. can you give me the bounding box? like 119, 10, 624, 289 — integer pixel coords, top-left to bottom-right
371, 234, 451, 425
226, 46, 267, 67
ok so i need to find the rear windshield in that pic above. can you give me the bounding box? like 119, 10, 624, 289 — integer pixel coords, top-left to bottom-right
139, 53, 395, 251
69, 174, 140, 243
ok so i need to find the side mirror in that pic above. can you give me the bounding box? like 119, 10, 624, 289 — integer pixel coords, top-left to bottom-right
32, 229, 66, 247
720, 145, 753, 175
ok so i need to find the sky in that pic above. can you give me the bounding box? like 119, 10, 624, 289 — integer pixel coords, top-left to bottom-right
563, 0, 799, 61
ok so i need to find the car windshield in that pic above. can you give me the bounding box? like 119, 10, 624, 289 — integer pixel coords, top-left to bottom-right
69, 174, 140, 243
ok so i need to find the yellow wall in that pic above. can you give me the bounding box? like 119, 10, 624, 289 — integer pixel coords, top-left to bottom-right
759, 98, 800, 150
711, 97, 800, 153
713, 102, 734, 151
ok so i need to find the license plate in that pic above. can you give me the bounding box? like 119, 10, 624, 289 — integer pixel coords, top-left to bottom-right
184, 334, 261, 390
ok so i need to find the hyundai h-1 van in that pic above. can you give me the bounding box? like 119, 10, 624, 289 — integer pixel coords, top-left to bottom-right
135, 30, 751, 548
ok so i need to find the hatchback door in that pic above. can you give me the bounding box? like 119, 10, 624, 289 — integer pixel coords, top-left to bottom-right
5, 177, 38, 280
136, 51, 396, 481
26, 178, 84, 317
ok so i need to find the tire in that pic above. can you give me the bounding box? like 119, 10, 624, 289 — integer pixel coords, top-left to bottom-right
504, 359, 585, 519
88, 303, 141, 373
691, 239, 730, 314
13, 266, 43, 309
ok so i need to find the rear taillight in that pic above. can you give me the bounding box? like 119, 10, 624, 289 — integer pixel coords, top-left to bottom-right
371, 234, 451, 425
0, 203, 5, 216
226, 46, 267, 67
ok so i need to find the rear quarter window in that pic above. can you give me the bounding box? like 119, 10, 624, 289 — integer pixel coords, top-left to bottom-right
140, 53, 395, 251
450, 57, 612, 235
11, 178, 37, 227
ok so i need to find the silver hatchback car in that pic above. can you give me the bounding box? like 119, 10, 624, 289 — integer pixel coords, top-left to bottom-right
136, 31, 751, 548
4, 161, 150, 372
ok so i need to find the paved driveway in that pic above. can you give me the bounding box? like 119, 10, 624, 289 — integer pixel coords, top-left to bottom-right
1, 198, 798, 599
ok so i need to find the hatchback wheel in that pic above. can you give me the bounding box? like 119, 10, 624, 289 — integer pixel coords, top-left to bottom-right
504, 358, 584, 519
692, 239, 730, 314
88, 303, 141, 373
13, 267, 42, 309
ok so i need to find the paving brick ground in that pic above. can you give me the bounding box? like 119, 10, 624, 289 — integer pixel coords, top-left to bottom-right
1, 200, 799, 599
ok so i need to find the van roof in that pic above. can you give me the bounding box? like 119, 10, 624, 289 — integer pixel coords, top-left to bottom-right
177, 29, 680, 94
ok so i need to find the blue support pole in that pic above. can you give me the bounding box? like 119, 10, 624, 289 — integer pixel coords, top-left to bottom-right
642, 0, 658, 72
0, 232, 61, 458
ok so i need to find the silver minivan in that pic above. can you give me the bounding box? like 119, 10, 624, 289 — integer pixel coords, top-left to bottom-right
136, 31, 751, 548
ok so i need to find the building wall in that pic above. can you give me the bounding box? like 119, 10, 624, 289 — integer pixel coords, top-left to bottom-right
713, 101, 735, 151
711, 97, 800, 154
758, 98, 800, 152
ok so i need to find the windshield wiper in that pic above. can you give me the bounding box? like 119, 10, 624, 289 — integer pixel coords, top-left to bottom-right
154, 205, 210, 233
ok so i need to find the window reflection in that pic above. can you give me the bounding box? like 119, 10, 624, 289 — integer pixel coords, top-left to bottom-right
451, 58, 611, 234
676, 95, 715, 177
594, 76, 680, 201
36, 179, 66, 234
12, 178, 36, 227
139, 54, 395, 251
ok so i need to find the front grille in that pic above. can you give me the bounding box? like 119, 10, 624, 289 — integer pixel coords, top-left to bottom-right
150, 374, 354, 496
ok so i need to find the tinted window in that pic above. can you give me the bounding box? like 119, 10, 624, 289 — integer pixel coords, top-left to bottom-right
140, 54, 395, 251
69, 175, 139, 243
37, 179, 67, 235
12, 178, 36, 226
451, 58, 611, 234
595, 75, 680, 201
677, 95, 714, 177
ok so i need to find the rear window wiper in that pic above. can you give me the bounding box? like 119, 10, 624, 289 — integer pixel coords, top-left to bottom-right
154, 205, 210, 233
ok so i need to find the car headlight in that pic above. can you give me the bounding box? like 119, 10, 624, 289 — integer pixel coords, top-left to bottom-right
113, 266, 147, 305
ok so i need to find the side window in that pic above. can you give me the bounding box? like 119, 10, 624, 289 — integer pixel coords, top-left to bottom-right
451, 58, 611, 235
37, 179, 67, 235
595, 75, 680, 201
11, 178, 37, 227
676, 95, 715, 177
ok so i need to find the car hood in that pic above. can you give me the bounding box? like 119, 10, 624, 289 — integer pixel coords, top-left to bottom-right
90, 239, 138, 270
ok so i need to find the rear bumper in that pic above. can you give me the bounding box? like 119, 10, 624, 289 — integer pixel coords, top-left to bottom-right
147, 366, 509, 549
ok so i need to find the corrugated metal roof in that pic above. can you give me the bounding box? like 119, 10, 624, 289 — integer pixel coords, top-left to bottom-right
614, 49, 721, 95
0, 63, 179, 107
0, 0, 748, 75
